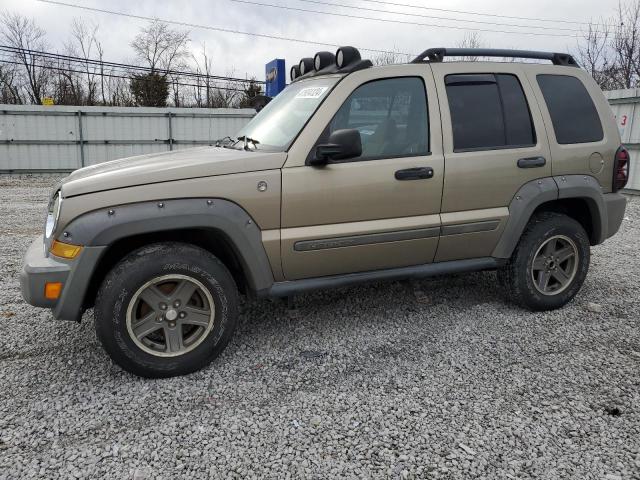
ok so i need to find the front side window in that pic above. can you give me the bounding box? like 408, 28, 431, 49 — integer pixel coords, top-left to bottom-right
445, 73, 536, 152
235, 76, 339, 151
320, 77, 429, 161
537, 74, 603, 144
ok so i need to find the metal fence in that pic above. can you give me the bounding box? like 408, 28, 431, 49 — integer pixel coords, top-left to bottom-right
2, 92, 639, 188
605, 89, 640, 192
0, 105, 255, 172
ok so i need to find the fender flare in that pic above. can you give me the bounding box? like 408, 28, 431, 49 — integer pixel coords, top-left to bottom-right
492, 175, 606, 259
59, 198, 275, 293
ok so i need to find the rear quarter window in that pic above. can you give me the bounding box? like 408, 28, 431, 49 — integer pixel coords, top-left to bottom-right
536, 74, 603, 144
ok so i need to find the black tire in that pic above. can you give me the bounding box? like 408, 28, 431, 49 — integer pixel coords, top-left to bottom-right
497, 212, 590, 311
94, 242, 238, 378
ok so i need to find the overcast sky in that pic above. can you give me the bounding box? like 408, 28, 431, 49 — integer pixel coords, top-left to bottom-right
2, 0, 618, 81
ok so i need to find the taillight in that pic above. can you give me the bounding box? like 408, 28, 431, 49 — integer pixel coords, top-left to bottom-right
613, 146, 630, 192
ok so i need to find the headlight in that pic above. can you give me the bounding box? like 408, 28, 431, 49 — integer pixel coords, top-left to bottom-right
45, 191, 62, 239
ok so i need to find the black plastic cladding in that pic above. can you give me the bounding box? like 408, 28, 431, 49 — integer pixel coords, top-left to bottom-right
411, 48, 579, 67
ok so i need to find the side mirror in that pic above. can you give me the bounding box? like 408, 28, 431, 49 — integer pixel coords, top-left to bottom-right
311, 128, 362, 166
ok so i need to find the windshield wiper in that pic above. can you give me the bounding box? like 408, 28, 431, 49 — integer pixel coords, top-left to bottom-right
237, 135, 260, 151
215, 136, 235, 148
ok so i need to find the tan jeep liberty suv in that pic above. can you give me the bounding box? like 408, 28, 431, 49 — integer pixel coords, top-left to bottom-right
21, 47, 629, 377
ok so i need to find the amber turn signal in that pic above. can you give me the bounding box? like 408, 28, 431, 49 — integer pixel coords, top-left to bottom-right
50, 240, 83, 259
44, 282, 63, 300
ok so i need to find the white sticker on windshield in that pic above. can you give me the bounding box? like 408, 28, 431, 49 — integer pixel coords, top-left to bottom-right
295, 87, 328, 99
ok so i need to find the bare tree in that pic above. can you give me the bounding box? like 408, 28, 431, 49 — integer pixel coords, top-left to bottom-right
576, 19, 621, 90
130, 20, 190, 106
64, 18, 102, 105
192, 43, 215, 107
0, 63, 22, 103
0, 12, 50, 104
574, 0, 640, 90
131, 20, 190, 73
613, 0, 640, 88
208, 77, 242, 108
456, 32, 485, 61
372, 48, 411, 66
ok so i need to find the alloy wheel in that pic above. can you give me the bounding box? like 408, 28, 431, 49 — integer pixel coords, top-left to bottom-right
531, 235, 579, 296
126, 274, 215, 357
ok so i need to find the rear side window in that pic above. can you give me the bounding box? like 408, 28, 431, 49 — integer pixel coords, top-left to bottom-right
537, 74, 603, 144
445, 73, 535, 151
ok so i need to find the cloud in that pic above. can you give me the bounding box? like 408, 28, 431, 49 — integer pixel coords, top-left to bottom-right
3, 0, 614, 81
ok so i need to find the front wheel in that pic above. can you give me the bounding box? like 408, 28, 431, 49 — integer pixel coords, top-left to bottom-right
497, 212, 590, 311
95, 242, 238, 378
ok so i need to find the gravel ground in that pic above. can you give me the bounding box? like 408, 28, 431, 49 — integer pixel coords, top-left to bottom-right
0, 174, 639, 480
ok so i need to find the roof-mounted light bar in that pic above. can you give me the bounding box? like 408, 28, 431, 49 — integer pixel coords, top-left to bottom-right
291, 46, 372, 83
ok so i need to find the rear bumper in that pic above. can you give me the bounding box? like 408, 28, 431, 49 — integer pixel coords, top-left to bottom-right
21, 236, 105, 322
603, 192, 627, 239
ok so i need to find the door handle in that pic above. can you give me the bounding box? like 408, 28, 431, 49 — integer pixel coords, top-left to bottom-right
395, 167, 434, 180
517, 156, 546, 168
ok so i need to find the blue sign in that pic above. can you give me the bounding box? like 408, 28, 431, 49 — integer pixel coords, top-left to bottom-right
265, 58, 286, 97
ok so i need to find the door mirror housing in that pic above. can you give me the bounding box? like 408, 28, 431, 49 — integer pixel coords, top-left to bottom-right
311, 129, 362, 166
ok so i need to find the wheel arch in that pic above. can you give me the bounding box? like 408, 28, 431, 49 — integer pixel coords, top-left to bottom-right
492, 175, 607, 259
57, 198, 276, 311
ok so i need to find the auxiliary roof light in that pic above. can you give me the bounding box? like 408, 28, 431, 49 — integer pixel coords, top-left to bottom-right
314, 51, 335, 71
335, 46, 361, 68
298, 57, 314, 76
290, 64, 301, 81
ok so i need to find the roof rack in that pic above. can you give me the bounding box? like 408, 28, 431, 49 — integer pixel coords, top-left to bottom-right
410, 48, 579, 67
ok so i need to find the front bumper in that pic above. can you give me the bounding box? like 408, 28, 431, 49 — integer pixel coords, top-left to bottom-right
21, 236, 105, 322
20, 236, 70, 308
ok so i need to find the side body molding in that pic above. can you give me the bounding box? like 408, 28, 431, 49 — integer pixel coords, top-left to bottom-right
492, 175, 609, 259
60, 198, 276, 293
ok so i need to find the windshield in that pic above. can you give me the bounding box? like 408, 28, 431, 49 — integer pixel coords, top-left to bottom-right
234, 77, 339, 151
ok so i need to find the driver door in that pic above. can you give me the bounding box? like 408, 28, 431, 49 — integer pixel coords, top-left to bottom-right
280, 66, 444, 280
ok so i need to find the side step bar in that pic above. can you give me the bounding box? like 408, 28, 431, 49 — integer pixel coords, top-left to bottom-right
266, 257, 503, 298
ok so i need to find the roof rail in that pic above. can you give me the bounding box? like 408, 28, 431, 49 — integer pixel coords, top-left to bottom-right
410, 48, 579, 67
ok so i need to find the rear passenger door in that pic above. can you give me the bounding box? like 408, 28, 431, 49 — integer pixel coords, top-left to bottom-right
527, 66, 618, 190
431, 63, 552, 262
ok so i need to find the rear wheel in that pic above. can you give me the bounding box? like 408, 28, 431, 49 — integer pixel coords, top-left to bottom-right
95, 242, 238, 378
497, 212, 590, 311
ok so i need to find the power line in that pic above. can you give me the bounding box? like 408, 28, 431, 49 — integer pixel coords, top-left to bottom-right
344, 0, 611, 27
232, 0, 581, 37
295, 0, 590, 33
36, 0, 413, 56
0, 57, 252, 92
0, 45, 265, 84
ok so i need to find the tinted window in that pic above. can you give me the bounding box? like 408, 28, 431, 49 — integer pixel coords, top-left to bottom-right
537, 74, 603, 144
446, 73, 535, 151
327, 77, 429, 160
498, 74, 536, 146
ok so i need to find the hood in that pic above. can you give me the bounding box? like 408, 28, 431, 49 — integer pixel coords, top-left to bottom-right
62, 146, 287, 197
